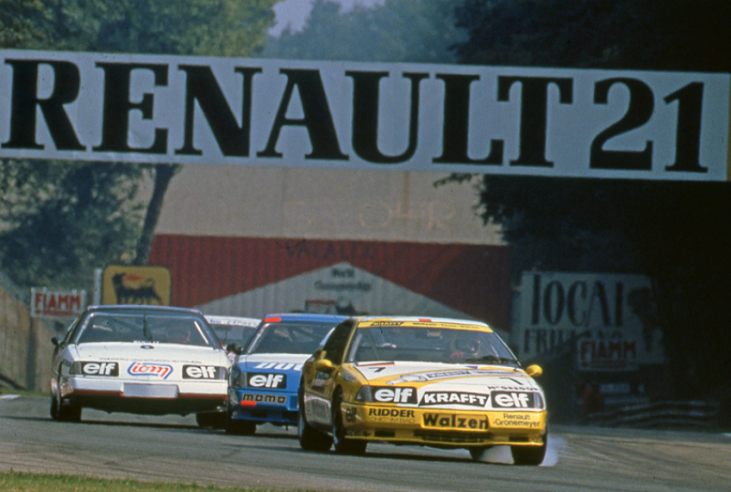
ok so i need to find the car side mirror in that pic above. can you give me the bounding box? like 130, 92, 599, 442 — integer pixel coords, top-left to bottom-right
314, 358, 335, 373
51, 336, 62, 347
226, 342, 245, 355
525, 364, 543, 377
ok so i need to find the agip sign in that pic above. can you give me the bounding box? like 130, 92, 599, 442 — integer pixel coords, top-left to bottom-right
0, 50, 728, 181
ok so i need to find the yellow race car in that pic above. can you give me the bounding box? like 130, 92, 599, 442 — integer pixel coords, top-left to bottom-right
298, 316, 548, 465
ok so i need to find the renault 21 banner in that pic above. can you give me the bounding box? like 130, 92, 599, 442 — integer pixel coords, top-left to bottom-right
0, 50, 729, 181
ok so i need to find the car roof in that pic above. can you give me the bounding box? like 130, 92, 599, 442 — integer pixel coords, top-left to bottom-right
85, 304, 206, 316
261, 313, 349, 324
205, 315, 260, 326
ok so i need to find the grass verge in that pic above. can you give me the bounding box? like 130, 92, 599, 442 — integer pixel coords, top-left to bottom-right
0, 471, 318, 492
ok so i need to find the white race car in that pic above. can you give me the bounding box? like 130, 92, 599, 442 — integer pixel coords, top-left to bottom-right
50, 305, 229, 423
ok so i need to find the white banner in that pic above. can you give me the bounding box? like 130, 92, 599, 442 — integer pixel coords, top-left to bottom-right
514, 271, 665, 369
1, 49, 729, 181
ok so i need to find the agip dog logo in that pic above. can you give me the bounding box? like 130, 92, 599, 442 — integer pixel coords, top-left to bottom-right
102, 265, 171, 306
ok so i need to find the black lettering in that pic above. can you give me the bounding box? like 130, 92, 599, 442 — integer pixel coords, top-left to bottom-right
587, 281, 612, 326
93, 62, 168, 154
258, 69, 347, 160
176, 65, 261, 157
3, 59, 84, 151
347, 70, 428, 164
567, 281, 588, 326
590, 78, 654, 170
664, 82, 707, 173
543, 281, 565, 325
497, 76, 573, 167
433, 73, 502, 165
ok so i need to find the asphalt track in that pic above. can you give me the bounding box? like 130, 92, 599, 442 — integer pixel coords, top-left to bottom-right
1, 395, 729, 492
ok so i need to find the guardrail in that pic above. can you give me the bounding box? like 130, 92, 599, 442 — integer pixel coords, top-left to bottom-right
585, 400, 721, 428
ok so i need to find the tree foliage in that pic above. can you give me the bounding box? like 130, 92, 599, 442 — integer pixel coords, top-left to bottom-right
450, 0, 731, 398
0, 0, 280, 290
261, 0, 466, 63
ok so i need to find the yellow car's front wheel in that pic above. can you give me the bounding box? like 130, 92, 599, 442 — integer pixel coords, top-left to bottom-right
332, 390, 366, 455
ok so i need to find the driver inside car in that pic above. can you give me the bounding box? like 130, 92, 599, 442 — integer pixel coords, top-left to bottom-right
449, 333, 480, 361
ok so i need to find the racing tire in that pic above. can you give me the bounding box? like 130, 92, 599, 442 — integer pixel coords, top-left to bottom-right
225, 411, 256, 435
298, 396, 332, 452
52, 381, 81, 423
468, 446, 493, 461
511, 435, 547, 466
331, 391, 366, 455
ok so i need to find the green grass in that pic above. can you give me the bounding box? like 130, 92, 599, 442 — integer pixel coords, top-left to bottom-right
0, 471, 320, 492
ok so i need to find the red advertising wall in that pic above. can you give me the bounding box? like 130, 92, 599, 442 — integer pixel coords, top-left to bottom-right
148, 236, 512, 330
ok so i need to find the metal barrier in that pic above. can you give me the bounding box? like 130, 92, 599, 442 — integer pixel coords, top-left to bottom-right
586, 400, 721, 428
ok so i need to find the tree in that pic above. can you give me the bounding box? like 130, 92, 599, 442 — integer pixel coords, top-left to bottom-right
261, 0, 466, 63
0, 0, 281, 288
449, 0, 731, 398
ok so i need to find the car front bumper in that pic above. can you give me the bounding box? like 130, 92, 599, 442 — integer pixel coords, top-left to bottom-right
340, 402, 547, 448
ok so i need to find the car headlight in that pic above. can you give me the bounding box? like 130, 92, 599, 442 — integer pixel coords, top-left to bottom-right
355, 386, 373, 402
68, 362, 82, 375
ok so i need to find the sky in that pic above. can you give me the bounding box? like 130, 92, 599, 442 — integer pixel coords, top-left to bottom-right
270, 0, 385, 36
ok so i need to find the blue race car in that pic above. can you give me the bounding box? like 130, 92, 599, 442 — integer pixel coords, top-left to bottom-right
226, 313, 348, 435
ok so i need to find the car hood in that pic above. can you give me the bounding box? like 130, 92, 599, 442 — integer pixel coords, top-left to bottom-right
350, 361, 543, 410
70, 342, 230, 367
236, 353, 309, 372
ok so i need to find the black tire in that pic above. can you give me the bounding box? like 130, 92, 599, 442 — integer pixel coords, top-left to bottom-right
331, 391, 366, 455
51, 379, 81, 423
469, 446, 493, 461
298, 394, 332, 452
511, 435, 547, 466
50, 392, 59, 420
196, 412, 213, 428
225, 410, 256, 435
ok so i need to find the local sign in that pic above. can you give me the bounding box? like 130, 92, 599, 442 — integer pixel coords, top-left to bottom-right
0, 50, 728, 181
514, 271, 665, 371
30, 288, 86, 318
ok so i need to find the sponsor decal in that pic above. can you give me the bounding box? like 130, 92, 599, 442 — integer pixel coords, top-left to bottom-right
254, 362, 303, 371
373, 387, 417, 404
81, 362, 119, 376
128, 362, 172, 379
491, 391, 539, 409
388, 369, 510, 385
420, 391, 487, 407
367, 408, 416, 422
248, 373, 287, 389
490, 412, 543, 429
422, 413, 488, 430
242, 393, 287, 405
183, 365, 219, 379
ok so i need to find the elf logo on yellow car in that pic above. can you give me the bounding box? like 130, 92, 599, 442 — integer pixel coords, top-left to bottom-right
373, 387, 417, 404
422, 413, 488, 430
491, 391, 539, 409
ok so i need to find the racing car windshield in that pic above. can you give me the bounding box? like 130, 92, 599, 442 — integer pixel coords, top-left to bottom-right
75, 313, 213, 347
346, 326, 519, 366
247, 322, 335, 355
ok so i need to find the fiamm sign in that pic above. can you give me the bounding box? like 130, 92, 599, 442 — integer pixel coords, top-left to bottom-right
1, 50, 729, 181
31, 288, 85, 318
